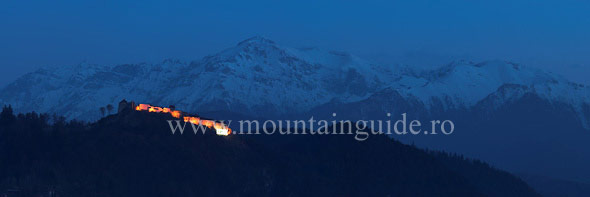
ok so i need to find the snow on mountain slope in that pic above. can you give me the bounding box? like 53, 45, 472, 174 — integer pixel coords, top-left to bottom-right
0, 59, 187, 120
0, 36, 385, 120
0, 37, 589, 124
386, 60, 590, 127
392, 60, 589, 108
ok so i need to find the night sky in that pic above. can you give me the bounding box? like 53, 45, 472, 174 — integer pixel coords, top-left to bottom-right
1, 0, 589, 86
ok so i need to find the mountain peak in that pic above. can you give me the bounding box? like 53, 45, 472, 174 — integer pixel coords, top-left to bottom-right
237, 36, 276, 46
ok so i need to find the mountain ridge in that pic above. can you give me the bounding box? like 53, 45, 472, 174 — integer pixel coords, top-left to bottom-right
1, 37, 588, 127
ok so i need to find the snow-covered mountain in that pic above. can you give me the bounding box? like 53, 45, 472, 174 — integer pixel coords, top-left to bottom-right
392, 60, 588, 108
389, 60, 590, 127
0, 59, 187, 120
0, 36, 387, 120
1, 36, 589, 126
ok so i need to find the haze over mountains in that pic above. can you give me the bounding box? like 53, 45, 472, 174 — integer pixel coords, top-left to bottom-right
2, 36, 589, 123
1, 36, 590, 186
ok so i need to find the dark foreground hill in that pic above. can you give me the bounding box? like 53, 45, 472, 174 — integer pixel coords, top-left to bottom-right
0, 106, 538, 196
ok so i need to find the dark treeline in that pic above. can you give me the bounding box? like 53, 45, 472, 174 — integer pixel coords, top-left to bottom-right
0, 105, 539, 196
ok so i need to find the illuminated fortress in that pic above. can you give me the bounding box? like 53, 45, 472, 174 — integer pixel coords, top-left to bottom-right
118, 99, 231, 136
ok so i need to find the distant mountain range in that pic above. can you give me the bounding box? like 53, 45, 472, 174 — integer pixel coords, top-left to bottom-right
1, 36, 588, 125
1, 36, 589, 186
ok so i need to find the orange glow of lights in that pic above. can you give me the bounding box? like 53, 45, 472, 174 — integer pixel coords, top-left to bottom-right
148, 107, 162, 113
201, 120, 215, 128
135, 103, 230, 136
137, 104, 149, 111
170, 110, 181, 118
189, 117, 200, 125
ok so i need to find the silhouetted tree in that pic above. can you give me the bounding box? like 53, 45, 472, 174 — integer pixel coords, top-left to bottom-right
106, 104, 114, 115
0, 105, 15, 125
100, 107, 106, 117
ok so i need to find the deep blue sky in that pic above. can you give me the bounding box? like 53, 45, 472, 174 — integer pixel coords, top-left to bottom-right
1, 0, 589, 86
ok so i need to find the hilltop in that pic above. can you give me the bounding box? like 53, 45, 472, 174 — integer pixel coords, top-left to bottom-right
0, 106, 539, 196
